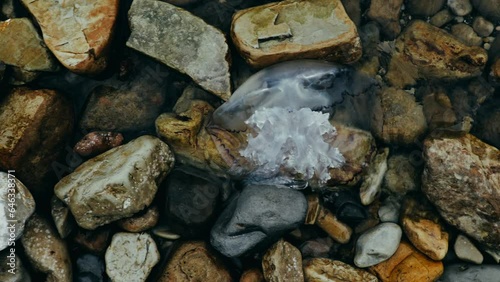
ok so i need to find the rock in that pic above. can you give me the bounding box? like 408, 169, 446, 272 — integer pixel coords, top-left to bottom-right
421, 86, 458, 131
354, 222, 402, 268
74, 228, 111, 254
117, 205, 159, 232
451, 24, 483, 46
439, 264, 500, 281
1, 0, 17, 19
473, 98, 500, 148
8, 67, 39, 85
447, 0, 473, 16
0, 249, 31, 282
472, 16, 494, 37
231, 0, 362, 68
378, 196, 400, 223
341, 0, 361, 26
360, 148, 389, 205
74, 131, 123, 157
210, 184, 307, 257
0, 172, 35, 251
484, 248, 500, 263
370, 241, 443, 282
493, 57, 500, 79
51, 196, 75, 239
151, 225, 181, 240
300, 237, 333, 258
75, 254, 105, 282
454, 234, 484, 264
173, 85, 221, 115
385, 20, 487, 88
322, 190, 368, 225
471, 0, 500, 21
0, 18, 57, 72
21, 214, 72, 282
383, 154, 420, 195
20, 0, 118, 74
367, 0, 404, 39
262, 239, 304, 282
105, 232, 160, 282
240, 268, 265, 282
422, 134, 500, 249
54, 135, 174, 230
430, 9, 454, 27
127, 0, 231, 100
401, 196, 449, 261
371, 87, 427, 144
303, 258, 378, 282
0, 87, 73, 194
158, 241, 231, 282
407, 0, 445, 16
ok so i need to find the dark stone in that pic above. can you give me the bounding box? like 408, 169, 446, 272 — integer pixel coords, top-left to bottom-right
322, 190, 367, 225
75, 254, 105, 282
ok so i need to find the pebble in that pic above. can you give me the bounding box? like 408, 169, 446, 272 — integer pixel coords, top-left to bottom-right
300, 237, 333, 258
447, 0, 473, 16
471, 0, 500, 21
75, 254, 105, 282
74, 131, 123, 157
438, 264, 500, 282
0, 172, 35, 251
54, 135, 174, 230
158, 241, 231, 282
73, 228, 111, 254
484, 247, 500, 263
51, 196, 75, 239
0, 248, 31, 282
451, 23, 483, 46
262, 239, 304, 282
354, 222, 402, 268
117, 205, 159, 232
231, 0, 362, 68
422, 134, 500, 249
454, 234, 484, 264
367, 0, 404, 39
304, 258, 378, 282
322, 190, 368, 224
210, 184, 307, 257
21, 214, 72, 282
360, 148, 389, 205
472, 16, 494, 37
407, 0, 445, 16
20, 0, 118, 74
378, 196, 401, 223
240, 268, 265, 282
341, 0, 361, 26
430, 9, 455, 27
127, 0, 231, 100
383, 154, 420, 195
105, 232, 160, 282
422, 86, 458, 131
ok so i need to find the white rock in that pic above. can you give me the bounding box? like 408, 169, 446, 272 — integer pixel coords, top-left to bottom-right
105, 232, 160, 282
360, 148, 389, 205
354, 222, 402, 268
0, 172, 35, 251
54, 135, 174, 230
455, 234, 484, 264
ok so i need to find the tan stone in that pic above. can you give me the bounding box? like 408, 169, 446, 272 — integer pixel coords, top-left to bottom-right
370, 241, 443, 282
262, 239, 304, 282
0, 88, 73, 194
240, 268, 265, 282
0, 18, 57, 71
159, 241, 231, 282
231, 0, 362, 68
21, 0, 119, 74
304, 258, 378, 282
386, 20, 488, 88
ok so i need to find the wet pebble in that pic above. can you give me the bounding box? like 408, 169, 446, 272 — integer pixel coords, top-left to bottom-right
74, 131, 123, 157
451, 23, 483, 46
447, 0, 473, 16
430, 9, 455, 27
454, 234, 484, 264
472, 16, 494, 37
378, 196, 400, 223
354, 222, 402, 267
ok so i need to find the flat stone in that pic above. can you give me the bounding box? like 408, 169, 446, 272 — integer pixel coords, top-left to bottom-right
0, 18, 57, 72
105, 233, 159, 281
304, 258, 378, 282
422, 134, 500, 249
262, 239, 304, 282
127, 0, 231, 100
438, 264, 500, 282
158, 241, 231, 282
231, 0, 362, 68
21, 214, 72, 282
354, 222, 402, 268
367, 0, 404, 39
454, 234, 483, 264
20, 0, 118, 74
386, 20, 488, 88
54, 135, 174, 230
0, 172, 35, 252
210, 184, 307, 257
0, 88, 73, 194
370, 241, 443, 282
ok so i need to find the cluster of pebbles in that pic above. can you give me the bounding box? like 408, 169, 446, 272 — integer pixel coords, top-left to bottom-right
0, 0, 499, 281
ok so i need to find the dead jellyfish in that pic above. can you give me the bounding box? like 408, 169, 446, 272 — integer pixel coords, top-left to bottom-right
207, 60, 375, 188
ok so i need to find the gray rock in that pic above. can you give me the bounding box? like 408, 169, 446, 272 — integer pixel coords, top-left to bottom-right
75, 254, 105, 282
210, 184, 307, 257
438, 264, 500, 282
447, 0, 473, 16
354, 222, 402, 268
105, 232, 160, 282
54, 135, 174, 230
454, 234, 484, 264
472, 16, 494, 37
471, 0, 500, 21
378, 196, 401, 223
451, 24, 483, 46
0, 172, 35, 251
407, 0, 445, 16
430, 9, 455, 27
0, 248, 31, 282
126, 0, 231, 100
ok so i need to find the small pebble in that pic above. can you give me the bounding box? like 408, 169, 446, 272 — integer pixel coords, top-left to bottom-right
262, 239, 304, 282
454, 234, 484, 264
430, 9, 454, 27
74, 131, 123, 157
451, 23, 483, 46
447, 0, 473, 16
473, 16, 494, 37
354, 222, 402, 268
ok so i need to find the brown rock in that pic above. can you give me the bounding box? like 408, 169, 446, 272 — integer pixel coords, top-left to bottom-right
231, 0, 362, 68
386, 20, 488, 88
401, 196, 449, 261
422, 134, 500, 249
304, 258, 378, 282
370, 241, 443, 282
451, 23, 483, 46
262, 239, 304, 282
240, 268, 265, 282
74, 131, 123, 157
0, 18, 57, 71
117, 205, 159, 232
159, 241, 231, 282
21, 0, 119, 74
0, 88, 73, 194
367, 0, 404, 39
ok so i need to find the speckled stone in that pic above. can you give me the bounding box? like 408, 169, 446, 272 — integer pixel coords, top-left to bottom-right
262, 239, 304, 282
